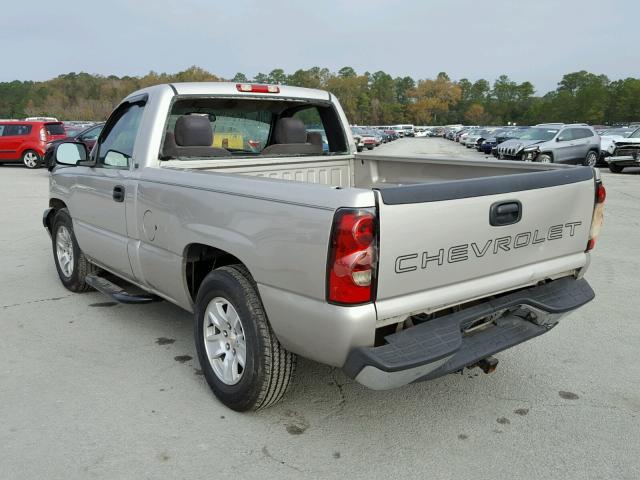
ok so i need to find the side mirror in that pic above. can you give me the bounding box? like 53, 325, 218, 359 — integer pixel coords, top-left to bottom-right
556, 136, 565, 142
50, 142, 87, 170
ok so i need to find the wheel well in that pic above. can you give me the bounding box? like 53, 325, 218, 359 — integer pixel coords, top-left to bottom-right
21, 148, 41, 157
45, 198, 68, 231
50, 198, 67, 210
538, 151, 554, 159
184, 243, 246, 302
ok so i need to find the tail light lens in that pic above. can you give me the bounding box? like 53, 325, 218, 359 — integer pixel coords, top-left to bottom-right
586, 181, 605, 252
327, 208, 378, 305
39, 127, 47, 142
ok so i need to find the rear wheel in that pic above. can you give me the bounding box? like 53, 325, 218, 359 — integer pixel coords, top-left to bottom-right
584, 150, 598, 167
194, 265, 296, 411
609, 164, 624, 173
22, 150, 41, 169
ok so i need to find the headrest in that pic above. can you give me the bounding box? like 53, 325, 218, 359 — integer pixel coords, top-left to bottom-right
175, 115, 213, 146
273, 117, 307, 144
307, 132, 323, 147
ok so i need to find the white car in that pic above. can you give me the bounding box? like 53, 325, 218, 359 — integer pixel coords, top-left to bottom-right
599, 128, 635, 159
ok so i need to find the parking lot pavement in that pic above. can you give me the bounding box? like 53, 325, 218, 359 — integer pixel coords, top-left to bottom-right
1, 143, 639, 480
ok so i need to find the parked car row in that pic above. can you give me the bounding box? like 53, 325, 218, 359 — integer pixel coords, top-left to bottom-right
0, 119, 104, 169
437, 123, 640, 172
350, 126, 401, 152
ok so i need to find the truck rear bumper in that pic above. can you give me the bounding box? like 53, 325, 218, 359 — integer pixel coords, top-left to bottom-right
343, 277, 594, 390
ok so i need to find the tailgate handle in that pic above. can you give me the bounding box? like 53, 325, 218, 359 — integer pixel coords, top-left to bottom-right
490, 201, 521, 226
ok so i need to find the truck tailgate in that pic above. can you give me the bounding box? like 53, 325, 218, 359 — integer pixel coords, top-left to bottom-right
374, 167, 595, 317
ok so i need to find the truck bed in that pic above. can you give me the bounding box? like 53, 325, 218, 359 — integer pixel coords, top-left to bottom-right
162, 152, 578, 189
160, 153, 595, 324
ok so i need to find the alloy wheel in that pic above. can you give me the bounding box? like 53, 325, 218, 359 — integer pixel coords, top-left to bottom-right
203, 297, 246, 385
23, 151, 39, 168
56, 226, 74, 277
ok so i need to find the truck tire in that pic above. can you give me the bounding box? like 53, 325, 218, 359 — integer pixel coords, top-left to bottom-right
51, 208, 97, 292
194, 265, 296, 411
609, 164, 624, 173
537, 153, 553, 163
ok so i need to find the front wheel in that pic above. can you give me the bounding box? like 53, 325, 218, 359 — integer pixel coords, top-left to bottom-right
537, 153, 553, 164
609, 164, 624, 173
22, 150, 41, 169
51, 208, 97, 292
194, 265, 296, 411
584, 150, 598, 167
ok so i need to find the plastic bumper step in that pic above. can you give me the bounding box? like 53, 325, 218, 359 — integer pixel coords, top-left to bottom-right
344, 277, 594, 382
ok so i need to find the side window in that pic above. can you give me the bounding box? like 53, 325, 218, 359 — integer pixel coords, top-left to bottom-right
578, 128, 593, 139
293, 107, 327, 152
3, 125, 32, 136
558, 129, 574, 141
0, 125, 4, 136
97, 104, 144, 168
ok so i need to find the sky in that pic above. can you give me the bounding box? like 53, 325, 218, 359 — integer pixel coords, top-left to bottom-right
2, 0, 638, 94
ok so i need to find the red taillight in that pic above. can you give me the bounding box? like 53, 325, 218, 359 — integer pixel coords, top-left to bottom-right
327, 208, 377, 305
39, 127, 47, 142
236, 83, 280, 94
586, 180, 605, 252
596, 182, 606, 204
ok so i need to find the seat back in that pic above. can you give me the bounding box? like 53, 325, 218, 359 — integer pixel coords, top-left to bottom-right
261, 117, 323, 156
161, 115, 230, 158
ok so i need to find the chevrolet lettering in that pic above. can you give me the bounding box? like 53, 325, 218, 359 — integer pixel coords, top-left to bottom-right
396, 221, 583, 273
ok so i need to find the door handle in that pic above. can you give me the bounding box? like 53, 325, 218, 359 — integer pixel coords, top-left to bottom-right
490, 200, 522, 226
113, 185, 125, 202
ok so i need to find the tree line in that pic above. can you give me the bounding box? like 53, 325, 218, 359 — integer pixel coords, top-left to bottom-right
1, 66, 638, 126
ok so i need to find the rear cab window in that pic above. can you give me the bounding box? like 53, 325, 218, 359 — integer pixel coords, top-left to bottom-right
160, 96, 348, 161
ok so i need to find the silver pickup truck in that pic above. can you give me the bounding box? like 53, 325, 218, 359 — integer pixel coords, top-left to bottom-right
44, 82, 605, 411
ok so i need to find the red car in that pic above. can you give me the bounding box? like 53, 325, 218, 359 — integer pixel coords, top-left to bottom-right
0, 120, 67, 168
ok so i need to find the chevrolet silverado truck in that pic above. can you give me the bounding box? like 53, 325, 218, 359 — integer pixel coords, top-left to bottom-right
44, 82, 605, 411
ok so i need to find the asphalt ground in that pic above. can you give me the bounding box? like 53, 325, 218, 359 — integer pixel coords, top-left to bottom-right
1, 139, 638, 479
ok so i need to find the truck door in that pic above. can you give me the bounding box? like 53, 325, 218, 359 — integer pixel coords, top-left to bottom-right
69, 101, 145, 279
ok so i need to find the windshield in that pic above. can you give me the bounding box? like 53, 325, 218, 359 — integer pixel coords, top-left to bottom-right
506, 129, 529, 138
64, 126, 85, 137
518, 128, 558, 141
629, 128, 640, 138
602, 129, 633, 137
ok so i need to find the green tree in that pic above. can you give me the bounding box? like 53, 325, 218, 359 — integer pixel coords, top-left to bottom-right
232, 72, 248, 82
